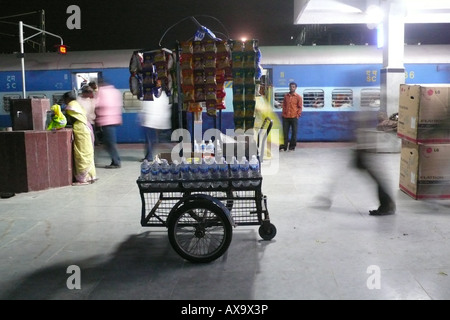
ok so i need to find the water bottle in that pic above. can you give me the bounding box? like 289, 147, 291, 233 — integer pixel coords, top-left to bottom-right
168, 160, 180, 188
159, 159, 170, 188
249, 155, 261, 186
199, 158, 211, 188
215, 139, 223, 159
139, 159, 151, 188
194, 140, 200, 153
200, 140, 207, 157
230, 156, 241, 187
140, 159, 150, 180
189, 158, 201, 188
150, 160, 161, 188
218, 156, 228, 188
209, 158, 220, 188
240, 156, 250, 187
180, 157, 191, 188
205, 139, 215, 158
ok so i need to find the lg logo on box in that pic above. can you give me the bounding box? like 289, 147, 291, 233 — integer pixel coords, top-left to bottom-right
66, 5, 81, 30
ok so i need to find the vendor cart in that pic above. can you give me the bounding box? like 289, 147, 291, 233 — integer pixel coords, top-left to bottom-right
136, 117, 276, 263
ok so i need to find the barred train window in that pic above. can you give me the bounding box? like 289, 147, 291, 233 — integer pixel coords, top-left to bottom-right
27, 93, 46, 99
273, 89, 288, 109
332, 89, 353, 107
303, 89, 324, 108
123, 91, 142, 110
360, 88, 380, 108
3, 94, 21, 112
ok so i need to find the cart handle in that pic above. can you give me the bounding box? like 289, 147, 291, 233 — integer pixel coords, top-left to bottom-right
257, 117, 273, 163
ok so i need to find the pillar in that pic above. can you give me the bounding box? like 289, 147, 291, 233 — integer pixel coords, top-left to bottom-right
380, 0, 406, 117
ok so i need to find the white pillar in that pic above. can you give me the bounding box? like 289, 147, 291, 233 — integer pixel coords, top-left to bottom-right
19, 21, 26, 98
380, 0, 406, 117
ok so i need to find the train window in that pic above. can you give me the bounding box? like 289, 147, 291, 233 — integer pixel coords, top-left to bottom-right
303, 89, 324, 108
27, 93, 47, 99
332, 89, 353, 108
3, 94, 21, 112
360, 88, 381, 108
273, 89, 288, 109
123, 91, 142, 110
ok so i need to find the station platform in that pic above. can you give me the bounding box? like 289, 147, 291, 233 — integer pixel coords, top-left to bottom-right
1, 142, 450, 300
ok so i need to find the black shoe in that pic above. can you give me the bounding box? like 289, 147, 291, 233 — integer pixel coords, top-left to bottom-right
105, 164, 121, 169
289, 148, 295, 151
369, 204, 396, 216
279, 145, 287, 152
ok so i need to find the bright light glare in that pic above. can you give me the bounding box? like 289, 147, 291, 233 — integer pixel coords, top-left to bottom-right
366, 5, 383, 24
241, 38, 247, 42
377, 23, 383, 48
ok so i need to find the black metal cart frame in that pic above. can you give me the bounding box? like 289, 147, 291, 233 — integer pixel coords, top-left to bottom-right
136, 117, 276, 263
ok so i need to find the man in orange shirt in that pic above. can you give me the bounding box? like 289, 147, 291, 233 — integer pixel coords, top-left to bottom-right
280, 82, 303, 151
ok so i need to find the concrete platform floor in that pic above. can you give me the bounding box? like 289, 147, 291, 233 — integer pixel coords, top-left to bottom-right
1, 142, 450, 300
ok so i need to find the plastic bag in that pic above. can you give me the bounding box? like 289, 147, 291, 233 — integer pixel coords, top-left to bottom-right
47, 104, 67, 130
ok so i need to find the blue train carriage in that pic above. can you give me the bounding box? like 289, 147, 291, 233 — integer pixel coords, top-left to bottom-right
1, 45, 449, 143
257, 45, 450, 142
0, 49, 143, 142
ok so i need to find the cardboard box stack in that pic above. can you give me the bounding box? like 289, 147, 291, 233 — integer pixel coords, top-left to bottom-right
398, 84, 450, 199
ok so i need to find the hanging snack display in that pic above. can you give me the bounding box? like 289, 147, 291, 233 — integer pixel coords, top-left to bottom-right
128, 49, 175, 101
231, 39, 262, 131
128, 32, 262, 133
180, 39, 231, 117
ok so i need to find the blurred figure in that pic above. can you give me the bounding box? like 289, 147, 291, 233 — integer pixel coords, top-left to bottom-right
280, 82, 302, 151
95, 80, 123, 169
354, 110, 396, 215
63, 91, 97, 185
88, 81, 102, 144
88, 81, 98, 95
254, 91, 281, 160
139, 89, 172, 162
77, 85, 96, 146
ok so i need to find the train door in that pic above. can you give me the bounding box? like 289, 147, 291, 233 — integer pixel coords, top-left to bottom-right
72, 72, 101, 93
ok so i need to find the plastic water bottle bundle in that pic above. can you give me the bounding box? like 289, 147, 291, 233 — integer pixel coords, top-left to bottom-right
215, 139, 223, 159
189, 158, 201, 188
168, 160, 180, 188
139, 159, 151, 188
193, 140, 200, 154
240, 156, 250, 187
150, 160, 161, 188
200, 140, 207, 155
249, 154, 261, 186
140, 159, 151, 181
159, 159, 170, 188
218, 156, 228, 188
209, 157, 220, 188
199, 157, 211, 188
230, 156, 241, 187
205, 139, 215, 158
180, 157, 191, 188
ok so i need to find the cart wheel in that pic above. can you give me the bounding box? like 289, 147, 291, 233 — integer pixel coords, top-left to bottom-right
167, 200, 233, 263
258, 223, 277, 240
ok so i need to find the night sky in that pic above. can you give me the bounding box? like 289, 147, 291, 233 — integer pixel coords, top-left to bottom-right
1, 0, 449, 54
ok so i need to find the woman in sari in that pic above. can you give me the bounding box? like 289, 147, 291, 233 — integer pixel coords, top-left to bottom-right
63, 91, 97, 185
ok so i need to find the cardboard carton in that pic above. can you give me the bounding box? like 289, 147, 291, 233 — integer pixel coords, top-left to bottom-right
397, 84, 450, 143
399, 139, 450, 199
